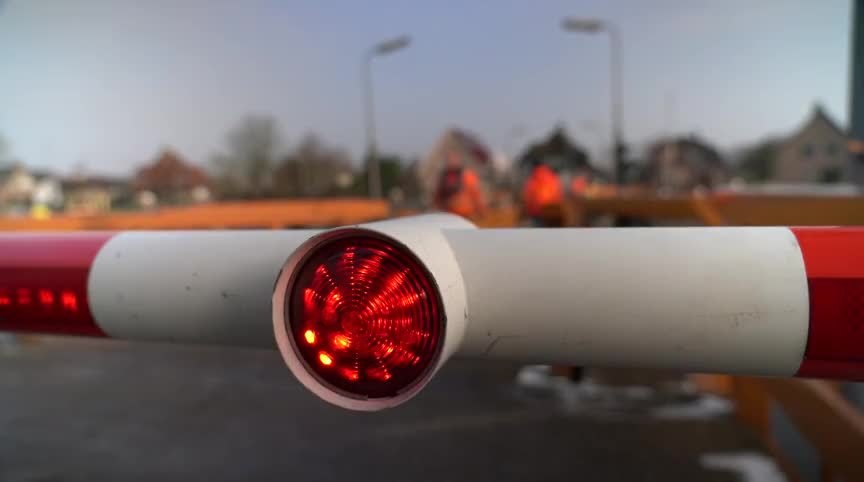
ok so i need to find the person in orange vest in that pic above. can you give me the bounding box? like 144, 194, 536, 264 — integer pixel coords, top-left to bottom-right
522, 159, 563, 226
434, 151, 487, 219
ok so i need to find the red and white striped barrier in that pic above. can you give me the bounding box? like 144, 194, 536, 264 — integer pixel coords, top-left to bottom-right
0, 230, 317, 347
0, 232, 112, 337
0, 217, 861, 410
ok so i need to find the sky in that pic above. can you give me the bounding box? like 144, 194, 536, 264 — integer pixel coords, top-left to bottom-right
0, 0, 853, 175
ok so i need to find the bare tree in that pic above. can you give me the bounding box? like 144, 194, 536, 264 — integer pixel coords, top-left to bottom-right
212, 115, 283, 199
736, 138, 780, 182
275, 133, 353, 197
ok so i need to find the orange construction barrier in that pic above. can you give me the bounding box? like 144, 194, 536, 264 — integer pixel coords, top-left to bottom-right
0, 199, 390, 231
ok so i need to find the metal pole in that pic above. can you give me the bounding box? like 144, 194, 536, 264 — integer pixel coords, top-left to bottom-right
607, 23, 625, 185
849, 0, 864, 184
364, 54, 382, 199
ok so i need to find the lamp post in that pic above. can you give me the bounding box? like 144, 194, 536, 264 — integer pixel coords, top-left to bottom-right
364, 35, 411, 199
561, 18, 625, 184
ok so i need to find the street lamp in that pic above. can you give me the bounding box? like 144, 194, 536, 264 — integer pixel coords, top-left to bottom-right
561, 17, 625, 184
364, 35, 411, 199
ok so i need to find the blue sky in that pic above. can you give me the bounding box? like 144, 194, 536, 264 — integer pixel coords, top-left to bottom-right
0, 0, 852, 174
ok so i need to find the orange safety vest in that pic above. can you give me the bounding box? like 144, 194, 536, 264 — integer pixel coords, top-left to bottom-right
523, 165, 563, 217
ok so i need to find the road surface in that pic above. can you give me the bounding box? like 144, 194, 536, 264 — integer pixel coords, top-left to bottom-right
0, 336, 777, 482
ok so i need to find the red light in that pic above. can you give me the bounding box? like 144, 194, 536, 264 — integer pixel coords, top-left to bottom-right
287, 235, 443, 399
39, 289, 54, 306
0, 290, 9, 306
61, 292, 79, 312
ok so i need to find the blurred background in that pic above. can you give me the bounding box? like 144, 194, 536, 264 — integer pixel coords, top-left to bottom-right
1, 1, 863, 481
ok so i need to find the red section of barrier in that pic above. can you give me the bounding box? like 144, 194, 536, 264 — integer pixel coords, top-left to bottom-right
0, 233, 115, 337
791, 227, 864, 380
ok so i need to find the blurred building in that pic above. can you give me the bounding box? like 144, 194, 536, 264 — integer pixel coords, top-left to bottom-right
0, 164, 64, 215
643, 135, 729, 193
417, 128, 497, 204
133, 148, 213, 206
62, 176, 130, 214
773, 104, 850, 183
31, 174, 64, 210
0, 164, 36, 209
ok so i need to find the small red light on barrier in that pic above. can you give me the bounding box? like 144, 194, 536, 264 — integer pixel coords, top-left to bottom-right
287, 234, 443, 399
38, 289, 54, 307
0, 288, 82, 313
61, 292, 78, 312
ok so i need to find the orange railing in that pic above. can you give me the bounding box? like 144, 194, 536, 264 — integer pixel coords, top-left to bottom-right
0, 199, 390, 231
573, 192, 864, 226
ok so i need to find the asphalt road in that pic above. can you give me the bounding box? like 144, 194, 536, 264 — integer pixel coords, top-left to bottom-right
0, 336, 773, 482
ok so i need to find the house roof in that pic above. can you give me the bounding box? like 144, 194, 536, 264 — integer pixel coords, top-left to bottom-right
788, 103, 846, 140
30, 170, 58, 181
61, 175, 128, 191
417, 128, 494, 194
0, 164, 62, 184
516, 127, 591, 169
646, 134, 726, 166
133, 148, 212, 192
0, 164, 30, 183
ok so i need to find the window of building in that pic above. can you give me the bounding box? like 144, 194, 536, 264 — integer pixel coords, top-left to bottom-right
820, 166, 843, 183
801, 144, 814, 159
826, 143, 839, 157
